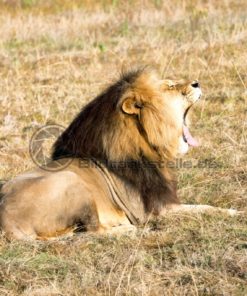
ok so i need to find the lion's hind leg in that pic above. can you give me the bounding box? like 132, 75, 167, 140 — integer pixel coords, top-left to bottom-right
0, 216, 37, 240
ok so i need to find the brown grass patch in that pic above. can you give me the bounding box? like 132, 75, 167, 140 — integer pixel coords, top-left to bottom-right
0, 0, 246, 295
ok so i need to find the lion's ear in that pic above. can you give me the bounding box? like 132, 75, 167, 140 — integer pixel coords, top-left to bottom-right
122, 97, 143, 115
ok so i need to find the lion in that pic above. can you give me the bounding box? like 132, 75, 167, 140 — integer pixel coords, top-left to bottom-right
0, 68, 238, 240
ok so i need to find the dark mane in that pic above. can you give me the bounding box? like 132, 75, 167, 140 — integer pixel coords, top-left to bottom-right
52, 69, 143, 160
52, 69, 179, 214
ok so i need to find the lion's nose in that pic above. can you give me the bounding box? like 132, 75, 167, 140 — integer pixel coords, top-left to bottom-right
191, 81, 200, 88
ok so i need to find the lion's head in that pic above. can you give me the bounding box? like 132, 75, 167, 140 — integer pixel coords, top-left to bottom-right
52, 68, 201, 164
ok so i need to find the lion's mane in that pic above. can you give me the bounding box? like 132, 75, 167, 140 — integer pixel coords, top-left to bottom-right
52, 69, 180, 215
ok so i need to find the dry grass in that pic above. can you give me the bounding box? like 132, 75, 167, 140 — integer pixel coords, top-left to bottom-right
0, 0, 246, 295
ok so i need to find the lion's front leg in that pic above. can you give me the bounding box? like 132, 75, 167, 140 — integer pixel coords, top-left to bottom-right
161, 204, 239, 216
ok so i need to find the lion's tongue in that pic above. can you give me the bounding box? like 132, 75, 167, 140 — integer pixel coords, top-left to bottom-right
183, 125, 199, 147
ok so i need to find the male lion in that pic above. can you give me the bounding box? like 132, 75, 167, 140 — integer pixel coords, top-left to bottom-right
0, 69, 237, 240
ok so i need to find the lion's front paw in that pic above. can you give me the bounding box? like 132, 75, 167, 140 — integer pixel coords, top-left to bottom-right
226, 208, 244, 216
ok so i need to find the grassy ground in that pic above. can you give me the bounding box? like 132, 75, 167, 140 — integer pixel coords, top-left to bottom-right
0, 0, 246, 295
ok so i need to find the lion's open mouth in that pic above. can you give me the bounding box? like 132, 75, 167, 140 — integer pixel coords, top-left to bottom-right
182, 106, 199, 147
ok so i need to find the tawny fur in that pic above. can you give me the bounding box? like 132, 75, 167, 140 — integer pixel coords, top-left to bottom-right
0, 69, 237, 240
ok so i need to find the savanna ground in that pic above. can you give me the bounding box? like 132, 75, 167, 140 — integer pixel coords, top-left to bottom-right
0, 0, 246, 295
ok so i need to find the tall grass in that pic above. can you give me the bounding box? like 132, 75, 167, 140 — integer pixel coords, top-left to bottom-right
0, 1, 246, 295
